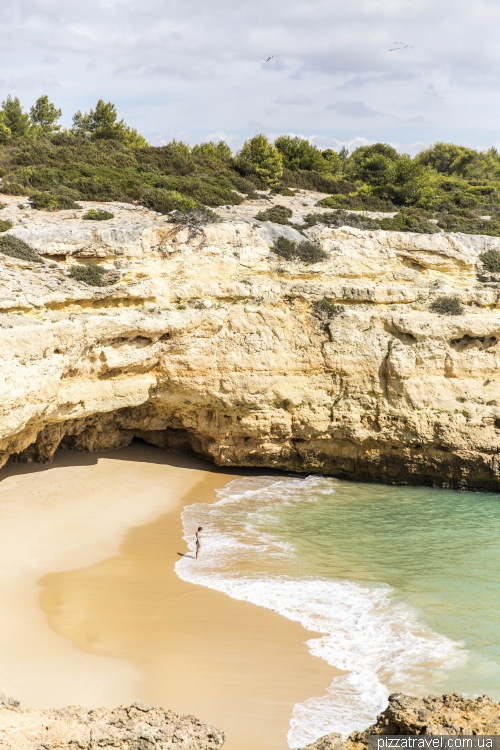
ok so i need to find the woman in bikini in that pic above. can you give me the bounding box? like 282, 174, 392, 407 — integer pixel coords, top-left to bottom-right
195, 527, 203, 559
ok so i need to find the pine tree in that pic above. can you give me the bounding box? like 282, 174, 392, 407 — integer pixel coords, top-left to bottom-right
236, 135, 283, 188
1, 95, 29, 138
29, 95, 62, 134
72, 99, 148, 146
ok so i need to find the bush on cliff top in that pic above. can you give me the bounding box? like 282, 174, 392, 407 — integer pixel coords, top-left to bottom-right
140, 187, 200, 214
303, 210, 380, 230
29, 192, 81, 211
0, 235, 43, 263
255, 205, 293, 225
168, 207, 221, 225
317, 193, 395, 211
83, 208, 114, 220
0, 219, 13, 232
379, 211, 441, 234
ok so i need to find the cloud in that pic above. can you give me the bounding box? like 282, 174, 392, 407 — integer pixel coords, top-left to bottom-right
0, 74, 60, 91
0, 0, 498, 147
328, 100, 380, 117
274, 93, 313, 106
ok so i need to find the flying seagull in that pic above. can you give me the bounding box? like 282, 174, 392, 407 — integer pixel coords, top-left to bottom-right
389, 42, 413, 50
266, 56, 276, 62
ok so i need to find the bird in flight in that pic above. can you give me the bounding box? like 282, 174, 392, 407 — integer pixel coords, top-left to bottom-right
389, 42, 413, 51
266, 55, 276, 62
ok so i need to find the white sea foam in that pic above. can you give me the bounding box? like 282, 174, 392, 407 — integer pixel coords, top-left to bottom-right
175, 476, 467, 748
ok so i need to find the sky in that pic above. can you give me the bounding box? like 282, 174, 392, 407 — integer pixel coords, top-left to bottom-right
1, 0, 499, 154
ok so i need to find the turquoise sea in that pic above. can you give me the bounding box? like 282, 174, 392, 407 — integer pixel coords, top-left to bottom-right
176, 476, 500, 748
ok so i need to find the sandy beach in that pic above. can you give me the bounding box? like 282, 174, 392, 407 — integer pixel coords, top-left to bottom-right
0, 442, 337, 750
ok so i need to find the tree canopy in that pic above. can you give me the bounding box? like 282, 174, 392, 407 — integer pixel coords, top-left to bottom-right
71, 99, 148, 147
236, 134, 283, 188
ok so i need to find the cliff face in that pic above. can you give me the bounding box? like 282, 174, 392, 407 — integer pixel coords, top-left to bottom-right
2, 192, 500, 489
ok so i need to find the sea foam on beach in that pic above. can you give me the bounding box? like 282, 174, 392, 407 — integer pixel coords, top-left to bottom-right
175, 476, 496, 748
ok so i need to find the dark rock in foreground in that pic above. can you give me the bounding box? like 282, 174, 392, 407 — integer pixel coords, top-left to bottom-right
0, 693, 225, 749
300, 693, 500, 750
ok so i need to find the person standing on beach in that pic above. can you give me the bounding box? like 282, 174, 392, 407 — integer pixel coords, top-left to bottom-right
195, 527, 203, 559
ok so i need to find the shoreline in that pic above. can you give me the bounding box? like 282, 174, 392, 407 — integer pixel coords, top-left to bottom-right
0, 442, 338, 750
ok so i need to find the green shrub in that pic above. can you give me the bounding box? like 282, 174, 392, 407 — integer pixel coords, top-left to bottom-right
379, 211, 441, 234
317, 194, 395, 211
191, 141, 233, 161
29, 192, 81, 210
303, 211, 380, 230
1, 182, 27, 196
436, 212, 500, 236
83, 209, 114, 221
270, 236, 296, 260
313, 298, 345, 317
226, 174, 258, 197
141, 187, 199, 214
479, 249, 500, 272
0, 219, 12, 232
282, 168, 356, 194
298, 240, 328, 263
255, 205, 293, 225
168, 207, 221, 225
430, 295, 464, 316
271, 236, 328, 264
69, 263, 107, 286
271, 185, 296, 196
0, 235, 43, 263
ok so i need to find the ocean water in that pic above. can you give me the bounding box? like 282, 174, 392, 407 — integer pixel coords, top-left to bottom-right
175, 476, 500, 748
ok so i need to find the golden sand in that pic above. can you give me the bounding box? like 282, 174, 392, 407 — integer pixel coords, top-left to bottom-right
0, 443, 337, 749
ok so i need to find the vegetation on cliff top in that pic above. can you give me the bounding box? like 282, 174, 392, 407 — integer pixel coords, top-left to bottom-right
3, 95, 500, 235
83, 209, 114, 221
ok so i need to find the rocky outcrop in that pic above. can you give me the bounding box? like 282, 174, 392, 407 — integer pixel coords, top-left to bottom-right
300, 693, 500, 750
0, 692, 225, 749
2, 192, 500, 489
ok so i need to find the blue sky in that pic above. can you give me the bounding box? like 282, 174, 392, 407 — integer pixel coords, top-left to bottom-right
1, 0, 499, 154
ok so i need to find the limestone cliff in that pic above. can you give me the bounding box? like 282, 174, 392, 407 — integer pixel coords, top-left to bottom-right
2, 191, 500, 489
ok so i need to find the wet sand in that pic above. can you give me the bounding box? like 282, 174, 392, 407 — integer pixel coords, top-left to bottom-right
0, 443, 337, 750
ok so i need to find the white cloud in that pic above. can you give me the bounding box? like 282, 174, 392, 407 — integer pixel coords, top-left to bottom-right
327, 100, 381, 118
274, 93, 313, 106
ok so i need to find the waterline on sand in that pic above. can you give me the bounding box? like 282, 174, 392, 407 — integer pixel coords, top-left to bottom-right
175, 476, 469, 748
